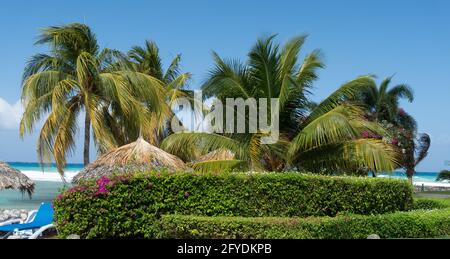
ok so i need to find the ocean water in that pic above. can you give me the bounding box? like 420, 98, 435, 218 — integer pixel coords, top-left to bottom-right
0, 162, 446, 210
0, 162, 82, 210
378, 171, 442, 183
8, 162, 83, 182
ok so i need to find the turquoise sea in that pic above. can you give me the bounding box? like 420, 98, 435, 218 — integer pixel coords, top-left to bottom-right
378, 171, 443, 182
0, 162, 445, 210
0, 162, 82, 210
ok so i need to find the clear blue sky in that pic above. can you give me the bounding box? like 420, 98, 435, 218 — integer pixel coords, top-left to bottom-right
0, 0, 449, 171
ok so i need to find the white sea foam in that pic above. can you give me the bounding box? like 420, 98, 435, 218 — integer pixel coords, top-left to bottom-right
21, 170, 78, 182
21, 170, 450, 187
374, 175, 450, 187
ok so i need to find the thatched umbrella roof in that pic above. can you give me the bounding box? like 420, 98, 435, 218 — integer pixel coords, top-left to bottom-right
73, 137, 189, 184
196, 149, 235, 162
0, 161, 35, 197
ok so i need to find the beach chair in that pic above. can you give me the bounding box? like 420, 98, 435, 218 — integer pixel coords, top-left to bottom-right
0, 202, 55, 239
0, 208, 40, 227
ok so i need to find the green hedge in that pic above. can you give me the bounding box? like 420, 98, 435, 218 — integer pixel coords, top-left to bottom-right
412, 198, 450, 210
54, 172, 413, 238
158, 208, 450, 239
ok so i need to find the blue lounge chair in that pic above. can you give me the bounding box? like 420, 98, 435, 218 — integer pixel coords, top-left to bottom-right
0, 202, 55, 239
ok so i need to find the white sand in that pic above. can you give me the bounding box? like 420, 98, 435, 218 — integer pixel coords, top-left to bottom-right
20, 170, 450, 187
22, 170, 77, 182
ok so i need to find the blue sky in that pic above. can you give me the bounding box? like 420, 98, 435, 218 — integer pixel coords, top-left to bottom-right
0, 0, 449, 171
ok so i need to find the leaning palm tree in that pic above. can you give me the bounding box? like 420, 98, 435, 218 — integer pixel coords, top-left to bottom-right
20, 24, 169, 175
397, 111, 430, 183
162, 35, 398, 173
437, 170, 450, 182
351, 75, 430, 182
359, 76, 414, 123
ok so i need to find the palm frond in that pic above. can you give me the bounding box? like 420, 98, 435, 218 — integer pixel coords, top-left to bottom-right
308, 75, 376, 120
342, 139, 398, 172
22, 54, 67, 81
52, 103, 80, 174
22, 71, 68, 100
388, 84, 414, 102
297, 139, 398, 173
202, 52, 251, 99
166, 73, 192, 106
415, 133, 430, 166
248, 35, 280, 100
36, 23, 99, 57
161, 132, 246, 162
289, 105, 362, 158
164, 54, 182, 82
296, 49, 325, 87
76, 51, 100, 90
279, 35, 307, 82
128, 40, 164, 80
191, 160, 247, 173
83, 92, 117, 153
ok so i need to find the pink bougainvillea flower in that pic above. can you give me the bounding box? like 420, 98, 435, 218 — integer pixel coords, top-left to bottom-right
94, 176, 111, 196
361, 131, 370, 138
391, 138, 399, 145
96, 176, 111, 187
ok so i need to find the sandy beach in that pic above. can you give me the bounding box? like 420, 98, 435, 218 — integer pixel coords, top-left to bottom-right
21, 170, 76, 183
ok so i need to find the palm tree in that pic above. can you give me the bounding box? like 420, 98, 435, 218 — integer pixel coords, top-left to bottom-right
359, 76, 414, 123
407, 132, 430, 180
356, 77, 430, 182
20, 24, 169, 175
124, 40, 193, 146
128, 40, 183, 84
162, 35, 398, 173
437, 170, 450, 181
396, 110, 430, 183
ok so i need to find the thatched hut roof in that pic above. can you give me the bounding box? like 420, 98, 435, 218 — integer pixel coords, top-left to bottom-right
0, 161, 35, 197
73, 137, 189, 184
196, 149, 235, 162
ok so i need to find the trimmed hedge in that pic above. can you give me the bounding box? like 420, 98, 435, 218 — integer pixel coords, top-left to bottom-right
157, 208, 450, 239
412, 198, 450, 210
54, 172, 413, 238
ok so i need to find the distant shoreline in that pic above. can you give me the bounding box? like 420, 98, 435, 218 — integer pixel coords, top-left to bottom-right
21, 170, 77, 183
6, 161, 450, 186
19, 169, 450, 188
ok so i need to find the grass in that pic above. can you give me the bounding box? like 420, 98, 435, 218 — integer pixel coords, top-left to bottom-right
416, 191, 450, 195
414, 191, 450, 200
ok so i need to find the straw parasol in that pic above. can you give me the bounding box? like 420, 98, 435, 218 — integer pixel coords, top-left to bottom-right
0, 161, 35, 197
196, 149, 235, 162
72, 137, 189, 184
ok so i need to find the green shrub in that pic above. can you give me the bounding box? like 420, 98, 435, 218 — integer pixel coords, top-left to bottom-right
54, 172, 413, 238
412, 198, 450, 210
158, 208, 450, 239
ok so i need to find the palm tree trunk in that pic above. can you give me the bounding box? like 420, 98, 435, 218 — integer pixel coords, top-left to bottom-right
84, 112, 91, 166
406, 168, 414, 185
